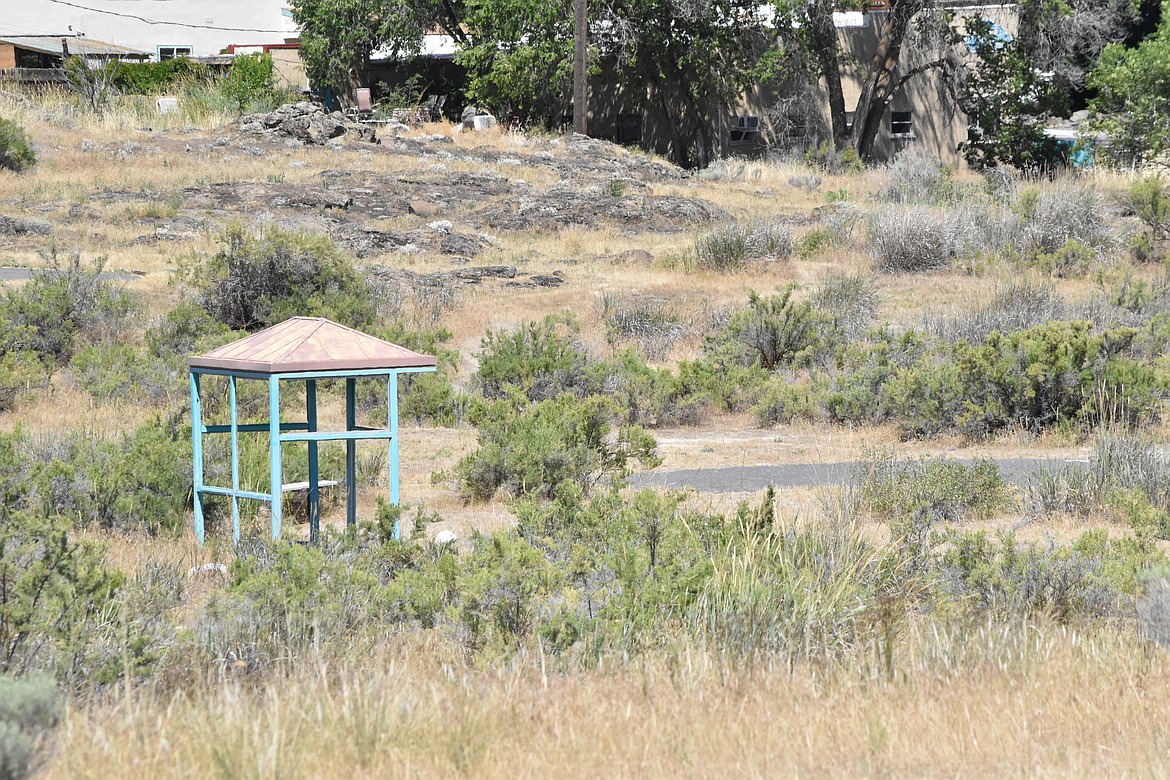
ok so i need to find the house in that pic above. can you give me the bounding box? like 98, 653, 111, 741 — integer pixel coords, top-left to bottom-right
0, 1, 296, 60
0, 35, 149, 83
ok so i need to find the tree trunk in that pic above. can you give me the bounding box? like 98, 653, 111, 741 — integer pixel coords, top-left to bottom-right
572, 0, 588, 135
807, 3, 850, 149
850, 0, 921, 161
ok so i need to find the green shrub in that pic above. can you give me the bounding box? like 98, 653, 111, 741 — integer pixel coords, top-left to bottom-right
114, 58, 210, 94
2, 419, 190, 536
0, 352, 49, 412
198, 539, 398, 668
0, 118, 35, 173
690, 221, 794, 271
703, 288, 829, 371
221, 53, 278, 113
146, 301, 240, 358
885, 321, 1160, 437
857, 452, 1015, 523
475, 314, 598, 402
603, 350, 708, 426
69, 343, 179, 402
0, 510, 122, 677
753, 376, 823, 425
938, 528, 1161, 621
0, 675, 60, 780
672, 357, 767, 414
804, 142, 863, 174
0, 255, 134, 363
186, 223, 376, 331
1127, 175, 1170, 239
455, 394, 659, 502
1015, 239, 1096, 278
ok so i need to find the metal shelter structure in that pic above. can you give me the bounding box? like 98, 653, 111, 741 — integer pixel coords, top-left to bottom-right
188, 317, 437, 544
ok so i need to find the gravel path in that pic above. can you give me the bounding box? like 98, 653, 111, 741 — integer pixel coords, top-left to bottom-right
630, 457, 1091, 494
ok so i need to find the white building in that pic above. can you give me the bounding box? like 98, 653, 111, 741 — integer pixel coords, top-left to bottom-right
0, 1, 297, 60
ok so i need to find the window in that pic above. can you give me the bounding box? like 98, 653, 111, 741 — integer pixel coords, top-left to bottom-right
157, 45, 192, 62
890, 111, 913, 137
730, 115, 761, 144
844, 111, 856, 133
616, 113, 642, 145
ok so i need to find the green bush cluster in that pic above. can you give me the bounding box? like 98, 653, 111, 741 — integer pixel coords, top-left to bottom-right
113, 57, 211, 94
688, 220, 794, 271
0, 419, 191, 536
746, 315, 1160, 439
0, 117, 35, 173
176, 475, 1164, 672
938, 528, 1160, 621
0, 675, 60, 780
0, 256, 134, 410
221, 54, 279, 113
455, 394, 659, 501
856, 452, 1015, 522
184, 223, 378, 332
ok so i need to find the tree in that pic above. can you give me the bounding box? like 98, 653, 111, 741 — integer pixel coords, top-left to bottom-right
601, 0, 776, 168
1087, 1, 1170, 167
960, 0, 1133, 169
292, 0, 467, 101
458, 0, 775, 167
63, 56, 120, 116
221, 53, 277, 114
957, 17, 1060, 170
456, 0, 576, 123
771, 0, 1130, 164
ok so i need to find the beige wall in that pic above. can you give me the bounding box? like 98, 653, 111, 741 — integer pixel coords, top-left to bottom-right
270, 49, 308, 92
0, 45, 15, 70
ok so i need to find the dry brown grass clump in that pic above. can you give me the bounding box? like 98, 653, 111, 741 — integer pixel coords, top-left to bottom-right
44, 623, 1170, 779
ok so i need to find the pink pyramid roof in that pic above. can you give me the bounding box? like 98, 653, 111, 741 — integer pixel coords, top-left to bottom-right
188, 317, 437, 374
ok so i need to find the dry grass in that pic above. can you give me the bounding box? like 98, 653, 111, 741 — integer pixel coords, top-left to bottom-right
42, 622, 1170, 779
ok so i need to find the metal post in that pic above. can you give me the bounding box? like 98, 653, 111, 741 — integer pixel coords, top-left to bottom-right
345, 377, 357, 529
306, 379, 319, 543
268, 376, 282, 540
190, 371, 204, 545
229, 375, 240, 544
388, 371, 400, 540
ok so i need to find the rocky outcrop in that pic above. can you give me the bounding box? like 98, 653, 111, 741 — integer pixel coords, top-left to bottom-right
0, 215, 51, 236
238, 102, 378, 145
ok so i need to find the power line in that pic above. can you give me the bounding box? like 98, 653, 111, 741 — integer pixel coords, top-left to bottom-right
44, 0, 290, 32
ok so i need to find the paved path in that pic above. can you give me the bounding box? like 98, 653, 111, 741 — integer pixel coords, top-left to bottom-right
0, 267, 143, 283
630, 457, 1090, 494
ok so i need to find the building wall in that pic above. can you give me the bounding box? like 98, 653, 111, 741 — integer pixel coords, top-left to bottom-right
0, 1, 295, 58
0, 45, 15, 69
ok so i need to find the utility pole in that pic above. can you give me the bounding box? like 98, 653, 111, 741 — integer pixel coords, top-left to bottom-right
572, 0, 588, 135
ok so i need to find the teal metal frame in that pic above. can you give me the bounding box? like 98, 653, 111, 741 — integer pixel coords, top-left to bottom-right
189, 366, 435, 544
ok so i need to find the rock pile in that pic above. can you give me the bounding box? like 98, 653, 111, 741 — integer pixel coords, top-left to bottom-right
238, 102, 378, 145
